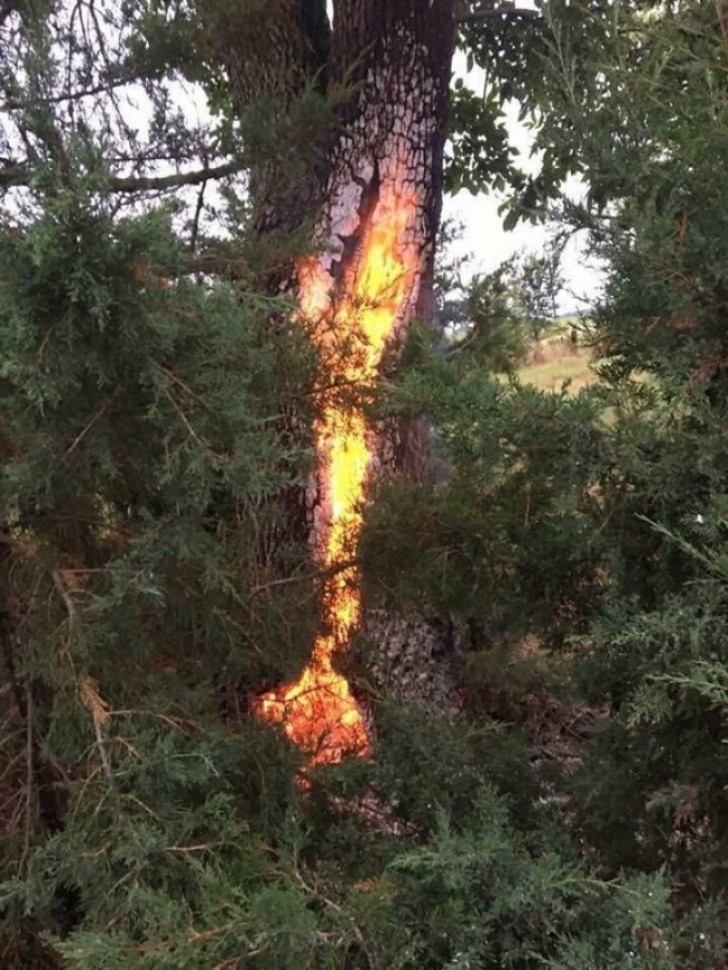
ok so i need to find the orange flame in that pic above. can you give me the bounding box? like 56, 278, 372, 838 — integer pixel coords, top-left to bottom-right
256, 182, 419, 768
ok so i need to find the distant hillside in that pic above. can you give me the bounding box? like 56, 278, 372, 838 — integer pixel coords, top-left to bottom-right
518, 322, 595, 392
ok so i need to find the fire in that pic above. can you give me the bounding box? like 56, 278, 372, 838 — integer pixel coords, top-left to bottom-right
256, 182, 419, 767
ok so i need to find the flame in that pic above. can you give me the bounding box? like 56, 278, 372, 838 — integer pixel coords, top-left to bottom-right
256, 182, 419, 768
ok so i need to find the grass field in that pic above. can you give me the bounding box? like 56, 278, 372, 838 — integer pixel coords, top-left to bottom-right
518, 332, 595, 392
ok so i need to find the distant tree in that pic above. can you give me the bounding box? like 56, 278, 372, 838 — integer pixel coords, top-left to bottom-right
514, 248, 564, 339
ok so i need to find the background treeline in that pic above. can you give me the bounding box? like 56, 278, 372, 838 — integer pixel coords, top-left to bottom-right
0, 0, 727, 967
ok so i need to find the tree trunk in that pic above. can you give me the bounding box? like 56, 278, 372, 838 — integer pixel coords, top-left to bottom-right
317, 2, 460, 716
218, 0, 460, 745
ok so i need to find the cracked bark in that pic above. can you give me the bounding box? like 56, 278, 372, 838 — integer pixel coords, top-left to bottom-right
218, 0, 460, 714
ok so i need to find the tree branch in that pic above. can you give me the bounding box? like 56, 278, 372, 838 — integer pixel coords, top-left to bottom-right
106, 160, 245, 193
182, 251, 249, 280
0, 162, 31, 188
1, 73, 141, 111
0, 159, 245, 194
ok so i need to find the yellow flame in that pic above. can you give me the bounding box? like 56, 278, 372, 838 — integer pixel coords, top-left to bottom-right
256, 183, 418, 767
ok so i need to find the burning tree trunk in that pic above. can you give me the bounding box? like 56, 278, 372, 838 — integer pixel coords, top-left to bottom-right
217, 0, 457, 765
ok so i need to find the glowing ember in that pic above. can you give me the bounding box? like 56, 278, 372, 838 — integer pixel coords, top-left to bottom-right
256, 181, 419, 767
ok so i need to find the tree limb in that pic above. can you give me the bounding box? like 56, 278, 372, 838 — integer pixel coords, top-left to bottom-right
0, 162, 31, 188
107, 160, 245, 193
0, 159, 245, 194
1, 73, 141, 111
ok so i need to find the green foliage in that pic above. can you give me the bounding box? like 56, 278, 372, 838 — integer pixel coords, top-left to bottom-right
455, 263, 532, 372
571, 518, 728, 890
365, 327, 606, 650
362, 6, 728, 954
0, 176, 325, 964
0, 191, 320, 680
435, 240, 566, 369
514, 249, 564, 339
381, 791, 675, 970
451, 1, 550, 198
446, 82, 520, 196
517, 3, 728, 955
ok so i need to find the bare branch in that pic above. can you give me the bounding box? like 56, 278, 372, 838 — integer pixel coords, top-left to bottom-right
0, 159, 245, 194
51, 569, 77, 623
107, 160, 244, 193
79, 676, 115, 788
188, 179, 206, 252
1, 73, 141, 111
23, 684, 33, 865
0, 162, 31, 188
182, 251, 249, 280
62, 385, 122, 461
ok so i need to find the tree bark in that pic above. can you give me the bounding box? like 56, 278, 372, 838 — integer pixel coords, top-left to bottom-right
214, 0, 331, 238
218, 0, 460, 716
